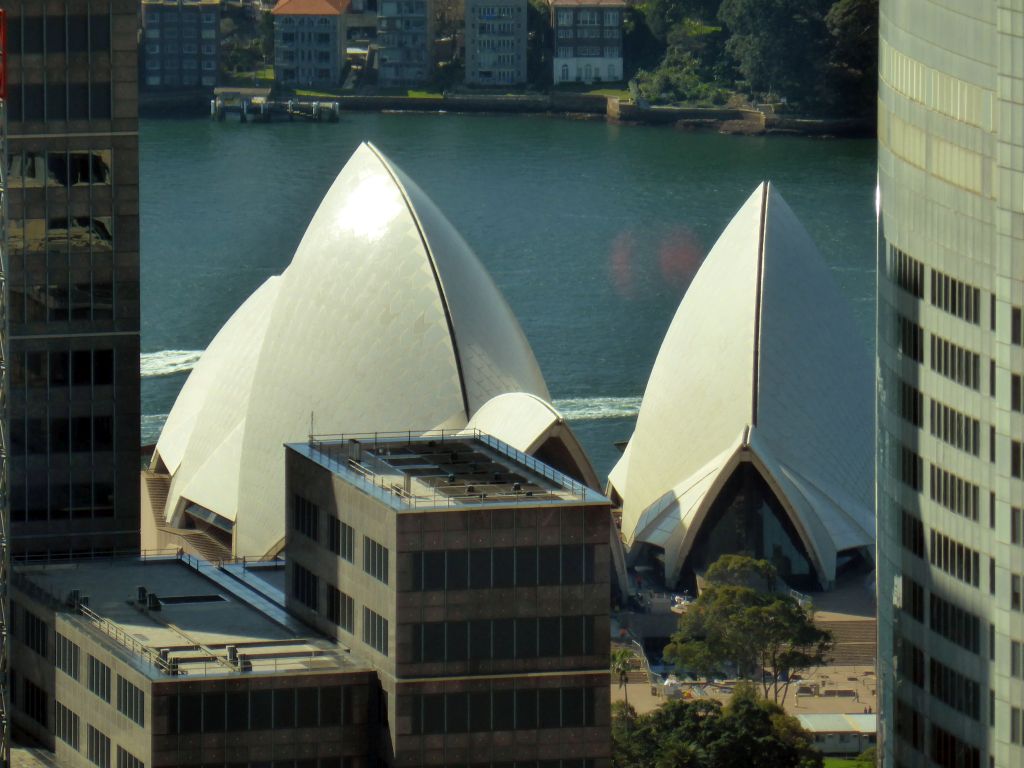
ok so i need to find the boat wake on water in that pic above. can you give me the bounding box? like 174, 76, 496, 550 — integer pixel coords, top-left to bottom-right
552, 396, 642, 421
141, 349, 204, 378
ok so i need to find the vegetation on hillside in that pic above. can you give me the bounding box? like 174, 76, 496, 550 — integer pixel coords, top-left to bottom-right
625, 0, 878, 115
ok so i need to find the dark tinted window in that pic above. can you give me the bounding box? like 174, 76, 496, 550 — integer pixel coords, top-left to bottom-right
23, 84, 44, 121
68, 84, 89, 119
46, 16, 66, 53
494, 619, 514, 659
423, 551, 445, 590
562, 544, 584, 584
46, 82, 67, 120
562, 615, 584, 656
469, 691, 490, 731
251, 690, 272, 729
469, 620, 491, 659
274, 688, 295, 728
516, 547, 537, 587
68, 16, 88, 51
446, 549, 468, 590
23, 17, 44, 54
493, 690, 514, 730
179, 693, 201, 733
297, 687, 318, 727
203, 692, 225, 732
538, 546, 560, 585
516, 618, 537, 658
539, 617, 560, 657
226, 691, 248, 730
493, 548, 514, 587
423, 623, 445, 663
422, 693, 444, 734
516, 689, 537, 730
538, 689, 560, 729
90, 14, 111, 51
562, 688, 584, 727
94, 350, 114, 385
91, 82, 111, 120
319, 687, 341, 726
447, 621, 467, 662
446, 692, 468, 733
469, 548, 491, 588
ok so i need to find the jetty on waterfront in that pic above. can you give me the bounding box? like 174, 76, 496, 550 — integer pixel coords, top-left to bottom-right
210, 87, 340, 122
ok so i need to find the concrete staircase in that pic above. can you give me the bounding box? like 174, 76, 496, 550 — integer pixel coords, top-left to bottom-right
143, 472, 231, 563
818, 618, 877, 666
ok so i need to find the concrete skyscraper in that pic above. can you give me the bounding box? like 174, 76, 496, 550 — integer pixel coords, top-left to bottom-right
876, 1, 1024, 767
2, 1, 141, 562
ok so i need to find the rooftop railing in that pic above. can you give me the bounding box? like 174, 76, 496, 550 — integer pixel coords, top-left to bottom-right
304, 428, 598, 510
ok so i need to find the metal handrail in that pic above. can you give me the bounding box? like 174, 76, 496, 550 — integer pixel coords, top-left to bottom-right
304, 428, 597, 510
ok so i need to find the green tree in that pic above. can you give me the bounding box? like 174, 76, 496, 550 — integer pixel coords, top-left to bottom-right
610, 687, 822, 768
824, 0, 878, 115
611, 647, 635, 706
664, 556, 832, 703
717, 0, 832, 101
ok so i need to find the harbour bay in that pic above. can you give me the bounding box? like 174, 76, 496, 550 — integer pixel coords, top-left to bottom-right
141, 113, 877, 480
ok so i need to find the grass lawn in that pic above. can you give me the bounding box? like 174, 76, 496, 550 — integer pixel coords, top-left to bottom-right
823, 759, 871, 768
406, 90, 444, 99
295, 89, 344, 98
553, 82, 631, 100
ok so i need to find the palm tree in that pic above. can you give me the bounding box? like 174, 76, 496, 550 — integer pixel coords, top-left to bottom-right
611, 647, 635, 706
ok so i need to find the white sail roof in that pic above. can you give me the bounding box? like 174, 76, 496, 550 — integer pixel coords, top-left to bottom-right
153, 143, 582, 556
609, 183, 874, 587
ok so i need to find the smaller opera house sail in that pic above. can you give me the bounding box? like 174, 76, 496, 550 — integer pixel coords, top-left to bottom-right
608, 183, 873, 592
148, 143, 598, 558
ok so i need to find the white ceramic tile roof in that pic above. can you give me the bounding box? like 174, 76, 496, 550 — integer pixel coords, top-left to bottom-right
609, 183, 874, 587
463, 392, 600, 489
797, 714, 877, 734
153, 143, 587, 556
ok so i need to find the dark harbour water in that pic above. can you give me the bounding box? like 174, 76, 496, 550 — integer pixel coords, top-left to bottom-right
140, 113, 877, 482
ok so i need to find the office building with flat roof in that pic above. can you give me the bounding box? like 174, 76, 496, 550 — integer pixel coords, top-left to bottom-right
876, 1, 1024, 766
9, 556, 377, 766
2, 2, 142, 558
284, 430, 613, 767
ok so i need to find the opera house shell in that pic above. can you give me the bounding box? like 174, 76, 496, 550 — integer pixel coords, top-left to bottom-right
608, 183, 873, 592
148, 143, 598, 558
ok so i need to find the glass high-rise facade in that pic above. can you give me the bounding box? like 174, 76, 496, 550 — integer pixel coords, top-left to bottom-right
877, 1, 1024, 766
2, 1, 140, 560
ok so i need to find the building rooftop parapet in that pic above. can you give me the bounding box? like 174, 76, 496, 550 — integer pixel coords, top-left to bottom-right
291, 429, 608, 511
12, 555, 363, 681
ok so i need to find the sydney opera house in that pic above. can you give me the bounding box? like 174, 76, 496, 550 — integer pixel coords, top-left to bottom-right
143, 143, 598, 558
608, 183, 875, 593
145, 144, 874, 602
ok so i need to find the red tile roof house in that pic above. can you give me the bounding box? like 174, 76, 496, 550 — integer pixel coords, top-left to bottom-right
272, 0, 351, 87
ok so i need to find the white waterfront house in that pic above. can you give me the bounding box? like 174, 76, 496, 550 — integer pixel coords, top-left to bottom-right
549, 0, 625, 84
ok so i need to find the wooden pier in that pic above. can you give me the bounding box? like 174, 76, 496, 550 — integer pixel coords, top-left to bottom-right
211, 87, 340, 123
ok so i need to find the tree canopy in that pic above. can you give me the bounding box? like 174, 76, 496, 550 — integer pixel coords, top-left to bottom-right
627, 0, 879, 115
663, 556, 832, 704
612, 683, 823, 768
